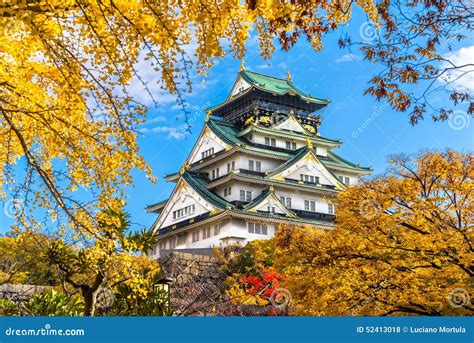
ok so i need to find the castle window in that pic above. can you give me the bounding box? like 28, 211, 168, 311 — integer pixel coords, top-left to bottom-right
202, 147, 214, 159
227, 161, 236, 173
173, 204, 195, 220
246, 191, 252, 202
223, 187, 232, 197
267, 206, 276, 213
247, 222, 267, 235
240, 190, 252, 201
328, 204, 334, 215
249, 160, 261, 172
286, 141, 296, 150
211, 168, 220, 180
265, 137, 276, 146
192, 230, 200, 242
203, 227, 211, 239
300, 174, 319, 184
338, 176, 350, 185
304, 200, 316, 212
280, 196, 292, 208
213, 223, 221, 236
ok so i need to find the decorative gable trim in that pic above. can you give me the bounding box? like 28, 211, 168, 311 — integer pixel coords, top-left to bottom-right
269, 149, 345, 190
153, 178, 220, 231
272, 112, 309, 134
188, 126, 231, 164
229, 76, 252, 98
244, 187, 296, 218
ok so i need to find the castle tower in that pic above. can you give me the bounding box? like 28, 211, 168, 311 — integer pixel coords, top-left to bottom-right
146, 69, 371, 257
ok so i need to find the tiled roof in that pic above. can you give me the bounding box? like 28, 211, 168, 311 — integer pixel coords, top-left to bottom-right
181, 171, 233, 210
239, 70, 329, 104
208, 119, 370, 172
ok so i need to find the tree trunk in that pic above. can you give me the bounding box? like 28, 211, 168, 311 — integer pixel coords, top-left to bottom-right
81, 272, 104, 316
82, 287, 98, 316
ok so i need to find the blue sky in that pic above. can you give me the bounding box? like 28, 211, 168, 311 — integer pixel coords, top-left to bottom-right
0, 7, 472, 233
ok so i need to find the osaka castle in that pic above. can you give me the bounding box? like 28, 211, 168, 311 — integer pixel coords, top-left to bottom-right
146, 67, 371, 257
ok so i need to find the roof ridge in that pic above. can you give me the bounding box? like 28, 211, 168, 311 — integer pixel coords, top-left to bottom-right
328, 151, 371, 170
182, 171, 233, 209
241, 69, 291, 83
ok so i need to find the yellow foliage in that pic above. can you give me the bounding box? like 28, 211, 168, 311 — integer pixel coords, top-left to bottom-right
272, 151, 473, 316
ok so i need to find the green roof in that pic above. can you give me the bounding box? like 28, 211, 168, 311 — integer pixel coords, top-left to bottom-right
145, 199, 168, 213
243, 188, 271, 209
239, 70, 329, 104
237, 122, 342, 147
267, 147, 310, 176
154, 172, 334, 232
327, 151, 372, 171
208, 119, 369, 172
207, 119, 243, 146
182, 171, 233, 210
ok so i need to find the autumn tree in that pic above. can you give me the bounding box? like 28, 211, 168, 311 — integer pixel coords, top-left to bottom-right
46, 208, 159, 316
0, 231, 60, 285
271, 150, 473, 316
338, 0, 473, 123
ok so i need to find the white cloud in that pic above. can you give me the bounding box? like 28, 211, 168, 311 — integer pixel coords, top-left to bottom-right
336, 53, 361, 63
257, 63, 272, 69
147, 115, 167, 124
277, 62, 288, 69
441, 45, 474, 91
127, 40, 202, 106
140, 125, 189, 140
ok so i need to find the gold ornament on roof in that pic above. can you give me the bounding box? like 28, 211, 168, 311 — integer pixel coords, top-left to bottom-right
179, 161, 189, 175
239, 59, 245, 71
205, 110, 212, 122
286, 71, 292, 82
306, 138, 313, 150
269, 185, 275, 192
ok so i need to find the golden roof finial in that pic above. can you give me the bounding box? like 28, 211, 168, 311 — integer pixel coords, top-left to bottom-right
269, 185, 274, 192
179, 161, 189, 175
239, 59, 245, 72
205, 110, 212, 122
286, 71, 292, 82
306, 138, 313, 150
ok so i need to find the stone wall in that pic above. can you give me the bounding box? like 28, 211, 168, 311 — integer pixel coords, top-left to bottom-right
158, 251, 288, 316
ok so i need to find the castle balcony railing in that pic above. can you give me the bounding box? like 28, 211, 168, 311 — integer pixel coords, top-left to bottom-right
291, 210, 335, 222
